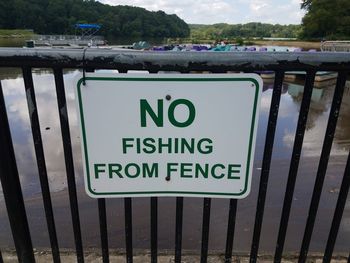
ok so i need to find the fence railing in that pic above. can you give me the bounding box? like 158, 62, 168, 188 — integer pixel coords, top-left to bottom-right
31, 35, 105, 46
321, 41, 350, 52
0, 48, 349, 263
33, 35, 105, 40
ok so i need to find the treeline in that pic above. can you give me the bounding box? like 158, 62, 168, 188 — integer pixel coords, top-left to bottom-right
301, 0, 350, 39
190, 23, 302, 40
0, 0, 190, 38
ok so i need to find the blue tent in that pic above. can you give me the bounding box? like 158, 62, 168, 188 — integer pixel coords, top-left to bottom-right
75, 24, 101, 29
75, 24, 102, 39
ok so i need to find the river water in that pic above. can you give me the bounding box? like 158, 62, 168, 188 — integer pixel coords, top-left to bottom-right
0, 68, 349, 254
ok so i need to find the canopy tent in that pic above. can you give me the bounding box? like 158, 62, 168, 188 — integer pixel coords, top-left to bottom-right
75, 24, 101, 29
75, 24, 101, 39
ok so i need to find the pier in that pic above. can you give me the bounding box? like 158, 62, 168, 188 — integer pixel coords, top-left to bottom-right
32, 34, 105, 46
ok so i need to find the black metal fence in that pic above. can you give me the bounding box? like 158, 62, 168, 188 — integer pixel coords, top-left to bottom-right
0, 48, 349, 263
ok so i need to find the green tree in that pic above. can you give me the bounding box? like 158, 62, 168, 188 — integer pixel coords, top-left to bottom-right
189, 23, 301, 40
0, 0, 190, 38
300, 0, 350, 39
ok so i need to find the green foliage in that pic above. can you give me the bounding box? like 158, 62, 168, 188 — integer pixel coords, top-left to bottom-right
301, 0, 350, 39
0, 29, 34, 37
0, 0, 190, 38
189, 23, 301, 40
235, 37, 244, 46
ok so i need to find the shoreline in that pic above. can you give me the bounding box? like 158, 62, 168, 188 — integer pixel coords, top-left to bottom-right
252, 40, 321, 50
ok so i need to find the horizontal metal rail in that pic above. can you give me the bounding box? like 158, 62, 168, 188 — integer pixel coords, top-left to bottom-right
0, 48, 350, 71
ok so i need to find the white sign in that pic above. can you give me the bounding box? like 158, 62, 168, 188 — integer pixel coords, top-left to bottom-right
75, 73, 262, 198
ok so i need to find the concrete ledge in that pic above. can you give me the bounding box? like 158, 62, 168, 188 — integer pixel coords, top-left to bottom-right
1, 249, 348, 262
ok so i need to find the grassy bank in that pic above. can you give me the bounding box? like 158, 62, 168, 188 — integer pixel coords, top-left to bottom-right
0, 29, 35, 38
167, 38, 321, 50
252, 40, 320, 50
0, 29, 35, 47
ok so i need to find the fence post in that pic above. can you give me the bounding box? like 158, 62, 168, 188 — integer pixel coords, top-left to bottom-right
0, 81, 35, 262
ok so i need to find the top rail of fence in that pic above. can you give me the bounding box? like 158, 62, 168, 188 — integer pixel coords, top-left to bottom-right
1, 48, 350, 71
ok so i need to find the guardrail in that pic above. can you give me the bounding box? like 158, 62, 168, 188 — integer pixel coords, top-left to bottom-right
321, 41, 350, 52
0, 48, 349, 263
31, 35, 105, 46
33, 35, 105, 40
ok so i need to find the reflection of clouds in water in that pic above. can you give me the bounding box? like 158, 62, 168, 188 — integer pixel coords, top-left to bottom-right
282, 129, 294, 149
35, 71, 83, 192
282, 120, 329, 157
282, 83, 350, 157
41, 74, 69, 191
260, 85, 299, 119
259, 94, 271, 112
2, 77, 36, 193
2, 78, 23, 96
278, 95, 299, 119
1, 72, 350, 198
1, 70, 83, 195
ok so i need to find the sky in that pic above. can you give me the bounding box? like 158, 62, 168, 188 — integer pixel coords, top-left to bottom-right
98, 0, 305, 25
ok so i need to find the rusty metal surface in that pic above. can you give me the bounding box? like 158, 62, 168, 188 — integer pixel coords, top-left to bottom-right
1, 48, 350, 71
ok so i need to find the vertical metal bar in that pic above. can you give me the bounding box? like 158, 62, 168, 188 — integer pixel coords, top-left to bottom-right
98, 199, 109, 263
273, 71, 316, 262
250, 71, 285, 263
0, 249, 3, 263
121, 68, 133, 263
348, 253, 350, 263
323, 151, 350, 263
84, 68, 109, 263
53, 68, 84, 263
298, 72, 348, 263
124, 198, 133, 263
22, 67, 61, 263
151, 197, 158, 263
174, 197, 183, 263
225, 199, 238, 263
200, 198, 211, 263
0, 81, 35, 263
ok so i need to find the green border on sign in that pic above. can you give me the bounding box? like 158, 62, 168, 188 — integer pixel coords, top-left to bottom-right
77, 76, 260, 197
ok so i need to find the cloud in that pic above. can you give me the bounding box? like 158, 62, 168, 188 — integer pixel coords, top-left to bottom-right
245, 0, 305, 24
98, 0, 305, 24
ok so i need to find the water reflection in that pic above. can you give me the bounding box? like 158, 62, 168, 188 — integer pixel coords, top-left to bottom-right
1, 69, 82, 196
285, 81, 350, 156
0, 69, 349, 252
